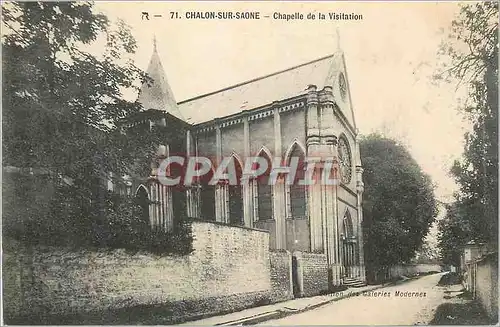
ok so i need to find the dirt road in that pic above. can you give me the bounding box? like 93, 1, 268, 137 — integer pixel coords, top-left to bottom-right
259, 273, 449, 325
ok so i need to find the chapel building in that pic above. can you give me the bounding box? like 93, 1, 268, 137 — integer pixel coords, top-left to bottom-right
128, 39, 367, 287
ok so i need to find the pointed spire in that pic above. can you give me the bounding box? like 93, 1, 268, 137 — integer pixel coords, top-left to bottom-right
137, 38, 185, 120
324, 27, 345, 85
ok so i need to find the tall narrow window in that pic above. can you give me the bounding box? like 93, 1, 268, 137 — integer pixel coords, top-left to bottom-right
200, 185, 216, 221
343, 210, 354, 237
228, 157, 244, 225
172, 186, 187, 221
288, 144, 306, 219
200, 169, 216, 221
135, 185, 150, 226
256, 149, 273, 220
169, 157, 187, 222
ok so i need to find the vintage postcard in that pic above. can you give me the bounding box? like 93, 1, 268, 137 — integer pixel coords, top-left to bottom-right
2, 1, 498, 325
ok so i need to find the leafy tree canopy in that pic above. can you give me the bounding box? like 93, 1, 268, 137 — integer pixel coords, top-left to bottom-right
361, 134, 438, 268
2, 2, 189, 252
436, 2, 498, 254
438, 202, 471, 268
2, 1, 156, 187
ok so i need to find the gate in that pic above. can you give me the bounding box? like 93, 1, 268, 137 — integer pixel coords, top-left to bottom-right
292, 255, 301, 297
342, 241, 349, 277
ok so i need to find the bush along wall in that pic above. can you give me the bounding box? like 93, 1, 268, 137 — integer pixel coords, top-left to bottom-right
3, 221, 271, 325
5, 182, 193, 256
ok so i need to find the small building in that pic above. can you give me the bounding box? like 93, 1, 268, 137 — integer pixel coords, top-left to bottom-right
461, 241, 498, 322
461, 240, 493, 273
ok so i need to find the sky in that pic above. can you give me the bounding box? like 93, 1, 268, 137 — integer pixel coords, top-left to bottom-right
94, 1, 472, 203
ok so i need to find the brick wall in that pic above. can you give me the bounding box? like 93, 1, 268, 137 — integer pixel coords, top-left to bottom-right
294, 252, 329, 297
3, 221, 271, 325
269, 250, 293, 303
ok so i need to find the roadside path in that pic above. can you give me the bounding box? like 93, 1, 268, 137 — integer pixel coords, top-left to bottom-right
258, 273, 448, 325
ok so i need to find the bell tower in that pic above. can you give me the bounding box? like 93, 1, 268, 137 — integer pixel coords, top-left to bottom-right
137, 36, 185, 120
306, 30, 366, 289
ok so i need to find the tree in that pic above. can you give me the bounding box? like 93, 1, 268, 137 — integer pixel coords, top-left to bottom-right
436, 2, 498, 249
413, 236, 440, 265
1, 2, 162, 243
360, 134, 438, 280
2, 1, 153, 176
437, 203, 470, 269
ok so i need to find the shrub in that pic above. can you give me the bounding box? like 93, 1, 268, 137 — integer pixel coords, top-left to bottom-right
148, 219, 194, 256
12, 185, 193, 256
437, 272, 462, 286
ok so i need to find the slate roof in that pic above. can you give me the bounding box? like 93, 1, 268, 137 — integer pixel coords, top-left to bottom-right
138, 44, 356, 129
178, 54, 338, 125
137, 41, 185, 120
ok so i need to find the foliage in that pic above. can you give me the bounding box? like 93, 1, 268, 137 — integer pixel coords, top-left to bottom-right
412, 241, 440, 264
1, 2, 162, 217
437, 203, 470, 268
360, 134, 438, 271
436, 2, 498, 256
12, 185, 193, 256
2, 171, 54, 238
3, 2, 145, 172
436, 2, 498, 86
1, 2, 191, 254
149, 220, 194, 256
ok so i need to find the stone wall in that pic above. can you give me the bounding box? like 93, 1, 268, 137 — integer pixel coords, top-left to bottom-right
221, 124, 245, 158
388, 264, 442, 280
255, 219, 276, 249
301, 252, 329, 296
280, 109, 306, 156
196, 130, 217, 160
3, 221, 271, 325
470, 252, 498, 321
269, 250, 293, 303
249, 118, 275, 156
293, 251, 329, 297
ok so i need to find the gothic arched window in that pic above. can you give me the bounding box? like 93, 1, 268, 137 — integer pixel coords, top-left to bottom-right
343, 209, 354, 237
228, 156, 244, 225
288, 144, 306, 219
200, 168, 216, 221
256, 149, 273, 221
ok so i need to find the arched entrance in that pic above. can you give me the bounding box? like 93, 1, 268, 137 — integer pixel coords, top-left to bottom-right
135, 185, 150, 226
342, 209, 356, 277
